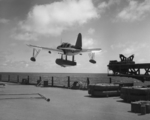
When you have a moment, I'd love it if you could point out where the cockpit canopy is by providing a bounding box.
[60,43,71,48]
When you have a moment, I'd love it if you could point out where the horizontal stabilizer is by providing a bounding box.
[81,48,102,52]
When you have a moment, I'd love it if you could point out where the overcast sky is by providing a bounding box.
[0,0,150,73]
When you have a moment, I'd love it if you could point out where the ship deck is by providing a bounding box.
[0,82,150,120]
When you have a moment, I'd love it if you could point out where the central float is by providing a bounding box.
[55,59,77,67]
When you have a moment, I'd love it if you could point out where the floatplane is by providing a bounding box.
[27,33,101,67]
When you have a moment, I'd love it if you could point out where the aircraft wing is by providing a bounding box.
[81,48,102,53]
[27,44,63,53]
[59,47,78,51]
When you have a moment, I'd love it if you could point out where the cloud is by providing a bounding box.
[121,42,147,55]
[10,43,17,47]
[12,31,38,41]
[83,38,94,48]
[137,58,145,63]
[0,51,12,66]
[98,0,120,11]
[0,56,6,63]
[111,43,126,50]
[122,47,135,54]
[98,1,108,10]
[0,51,12,56]
[0,60,42,70]
[15,0,99,40]
[117,0,150,22]
[88,28,95,34]
[25,63,29,67]
[0,18,9,24]
[111,42,147,55]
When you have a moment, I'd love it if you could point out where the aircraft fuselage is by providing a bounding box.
[62,49,80,56]
[57,47,81,56]
[57,42,82,56]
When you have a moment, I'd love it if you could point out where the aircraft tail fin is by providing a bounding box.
[75,33,82,49]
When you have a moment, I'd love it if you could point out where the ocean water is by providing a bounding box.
[0,72,140,87]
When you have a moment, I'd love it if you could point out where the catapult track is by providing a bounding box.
[107,54,150,81]
[108,63,150,69]
[108,63,150,75]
